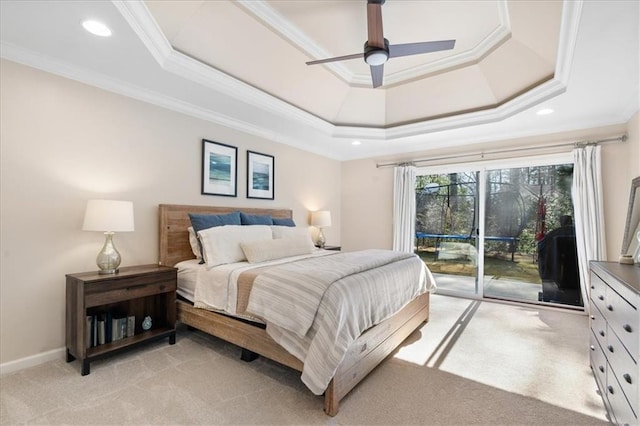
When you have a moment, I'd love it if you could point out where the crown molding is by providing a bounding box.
[111,0,172,66]
[554,0,583,85]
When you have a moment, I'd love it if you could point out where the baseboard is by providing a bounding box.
[0,347,65,376]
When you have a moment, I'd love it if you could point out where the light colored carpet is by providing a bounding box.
[1,294,608,425]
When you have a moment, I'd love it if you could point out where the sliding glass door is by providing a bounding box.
[415,155,582,308]
[416,171,480,297]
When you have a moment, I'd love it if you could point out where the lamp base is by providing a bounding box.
[316,228,326,249]
[96,232,122,274]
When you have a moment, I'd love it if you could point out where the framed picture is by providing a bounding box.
[247,150,274,200]
[202,139,237,197]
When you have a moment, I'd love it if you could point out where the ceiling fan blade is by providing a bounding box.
[367,2,384,48]
[306,52,364,65]
[388,39,456,58]
[370,64,384,88]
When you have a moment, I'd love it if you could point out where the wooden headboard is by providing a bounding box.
[158,204,293,267]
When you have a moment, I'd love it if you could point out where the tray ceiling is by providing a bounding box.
[146,0,561,128]
[0,1,637,160]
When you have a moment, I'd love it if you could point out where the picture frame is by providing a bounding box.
[247,150,274,200]
[201,139,237,197]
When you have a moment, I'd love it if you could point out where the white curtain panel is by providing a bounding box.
[393,165,416,253]
[572,145,606,312]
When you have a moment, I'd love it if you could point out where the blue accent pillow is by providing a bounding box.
[272,217,296,227]
[188,212,242,264]
[188,211,241,234]
[240,212,273,225]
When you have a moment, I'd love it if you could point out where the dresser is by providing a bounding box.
[590,261,640,425]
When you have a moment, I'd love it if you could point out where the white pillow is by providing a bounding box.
[198,225,272,267]
[187,227,201,259]
[241,236,314,263]
[271,225,313,243]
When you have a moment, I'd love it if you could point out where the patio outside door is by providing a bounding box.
[415,156,581,309]
[415,171,480,297]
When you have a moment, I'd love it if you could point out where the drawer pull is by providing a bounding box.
[606,304,613,311]
[623,374,632,384]
[599,330,605,337]
[590,345,595,351]
[607,385,614,394]
[599,366,605,373]
[591,285,595,289]
[623,324,633,333]
[607,345,614,353]
[590,315,595,320]
[598,295,604,301]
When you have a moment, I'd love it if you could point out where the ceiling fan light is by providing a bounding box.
[365,50,388,66]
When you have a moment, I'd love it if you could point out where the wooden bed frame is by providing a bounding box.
[158,204,430,416]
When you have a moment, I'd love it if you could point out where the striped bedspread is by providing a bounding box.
[245,249,436,394]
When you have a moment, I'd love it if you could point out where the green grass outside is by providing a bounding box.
[416,248,542,284]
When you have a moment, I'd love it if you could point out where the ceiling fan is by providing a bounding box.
[306,0,456,88]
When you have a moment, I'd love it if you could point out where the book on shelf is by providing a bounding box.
[87,311,135,346]
[120,316,127,339]
[127,315,135,337]
[105,312,112,344]
[111,316,122,341]
[97,314,106,345]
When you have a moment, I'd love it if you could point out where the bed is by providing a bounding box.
[159,204,433,416]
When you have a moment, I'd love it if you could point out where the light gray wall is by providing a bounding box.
[0,59,341,366]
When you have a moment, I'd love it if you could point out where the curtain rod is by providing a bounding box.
[376,134,628,169]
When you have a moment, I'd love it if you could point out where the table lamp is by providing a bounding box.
[82,200,134,274]
[311,210,331,249]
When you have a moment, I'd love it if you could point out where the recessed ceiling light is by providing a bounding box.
[352,140,362,146]
[536,108,554,116]
[82,20,112,37]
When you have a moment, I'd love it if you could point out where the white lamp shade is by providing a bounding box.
[311,210,332,228]
[82,200,135,232]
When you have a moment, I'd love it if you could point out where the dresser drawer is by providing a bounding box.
[606,325,638,411]
[592,271,607,300]
[591,272,609,315]
[606,289,639,363]
[590,331,607,390]
[607,365,638,426]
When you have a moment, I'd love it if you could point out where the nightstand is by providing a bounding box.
[65,264,177,375]
[322,245,341,251]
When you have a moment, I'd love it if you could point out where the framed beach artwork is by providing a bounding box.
[247,150,274,200]
[201,139,237,197]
